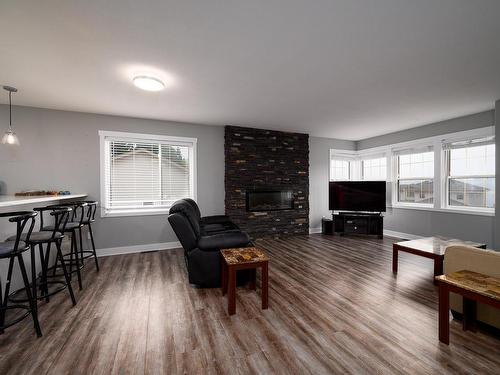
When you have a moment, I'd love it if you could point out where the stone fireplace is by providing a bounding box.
[224,126,309,239]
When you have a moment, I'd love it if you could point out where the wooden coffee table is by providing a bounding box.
[392,236,486,284]
[436,270,500,344]
[220,247,269,315]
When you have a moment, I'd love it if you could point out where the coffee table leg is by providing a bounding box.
[434,257,444,285]
[438,282,450,344]
[262,262,268,310]
[392,247,398,273]
[463,297,477,332]
[228,266,236,315]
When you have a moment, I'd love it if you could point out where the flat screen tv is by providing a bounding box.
[329,181,386,212]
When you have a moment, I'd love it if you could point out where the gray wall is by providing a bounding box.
[0,105,225,250]
[309,136,356,230]
[357,110,495,150]
[384,208,494,246]
[356,110,495,247]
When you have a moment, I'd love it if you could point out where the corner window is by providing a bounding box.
[330,159,351,181]
[361,156,387,180]
[444,138,495,210]
[99,131,196,217]
[395,149,434,205]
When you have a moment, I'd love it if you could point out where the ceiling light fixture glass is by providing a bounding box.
[133,75,165,91]
[2,86,20,145]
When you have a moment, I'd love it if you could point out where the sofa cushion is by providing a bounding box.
[198,232,250,251]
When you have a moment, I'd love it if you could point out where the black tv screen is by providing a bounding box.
[329,181,386,212]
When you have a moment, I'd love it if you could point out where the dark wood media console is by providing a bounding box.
[332,212,383,238]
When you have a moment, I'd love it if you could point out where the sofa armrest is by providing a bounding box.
[201,215,232,225]
[198,231,250,251]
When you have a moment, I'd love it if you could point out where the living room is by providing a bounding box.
[1,1,499,374]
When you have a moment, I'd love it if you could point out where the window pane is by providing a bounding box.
[448,177,495,209]
[398,151,434,178]
[105,138,193,211]
[161,144,191,205]
[398,179,433,204]
[330,159,350,180]
[449,144,495,177]
[362,157,387,180]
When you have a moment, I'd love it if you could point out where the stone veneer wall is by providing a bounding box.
[225,126,309,239]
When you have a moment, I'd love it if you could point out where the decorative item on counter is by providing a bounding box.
[14,190,66,196]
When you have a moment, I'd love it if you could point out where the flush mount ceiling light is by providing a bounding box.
[133,75,165,91]
[2,86,20,145]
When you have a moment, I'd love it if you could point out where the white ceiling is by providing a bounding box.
[1,0,499,140]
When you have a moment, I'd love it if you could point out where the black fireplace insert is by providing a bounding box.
[246,190,294,212]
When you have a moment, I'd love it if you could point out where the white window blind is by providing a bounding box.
[100,131,196,216]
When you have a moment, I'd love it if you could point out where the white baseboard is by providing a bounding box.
[97,241,181,257]
[309,227,322,234]
[383,230,422,240]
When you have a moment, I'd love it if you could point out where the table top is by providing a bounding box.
[394,236,486,256]
[436,270,500,302]
[0,194,87,208]
[221,247,269,265]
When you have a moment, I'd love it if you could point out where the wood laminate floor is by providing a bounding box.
[1,234,499,374]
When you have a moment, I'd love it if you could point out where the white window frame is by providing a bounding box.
[392,147,435,209]
[329,126,495,216]
[441,136,495,214]
[359,153,388,181]
[99,130,197,218]
[329,150,358,181]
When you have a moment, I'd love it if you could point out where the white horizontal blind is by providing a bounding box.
[102,133,195,214]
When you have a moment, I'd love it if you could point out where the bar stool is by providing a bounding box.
[44,202,87,290]
[0,211,42,337]
[6,207,77,306]
[75,201,99,272]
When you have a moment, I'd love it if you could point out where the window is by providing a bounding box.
[444,138,495,210]
[100,131,196,216]
[361,156,387,180]
[395,148,434,205]
[330,159,351,181]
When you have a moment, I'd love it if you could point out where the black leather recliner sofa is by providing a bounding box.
[168,199,251,286]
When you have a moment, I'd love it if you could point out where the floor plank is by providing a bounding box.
[1,234,499,374]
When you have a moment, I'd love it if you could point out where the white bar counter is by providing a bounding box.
[0,194,88,208]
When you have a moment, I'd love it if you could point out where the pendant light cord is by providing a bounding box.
[9,90,12,130]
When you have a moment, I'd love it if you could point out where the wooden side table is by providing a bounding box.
[220,247,269,316]
[436,270,500,345]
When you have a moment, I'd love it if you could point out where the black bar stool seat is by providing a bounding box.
[0,241,28,258]
[6,231,64,243]
[43,222,81,231]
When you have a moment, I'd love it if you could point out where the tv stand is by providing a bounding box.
[332,212,383,238]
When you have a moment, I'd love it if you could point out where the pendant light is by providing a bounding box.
[2,86,20,145]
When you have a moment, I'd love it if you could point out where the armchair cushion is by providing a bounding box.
[198,231,250,251]
[201,215,232,225]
